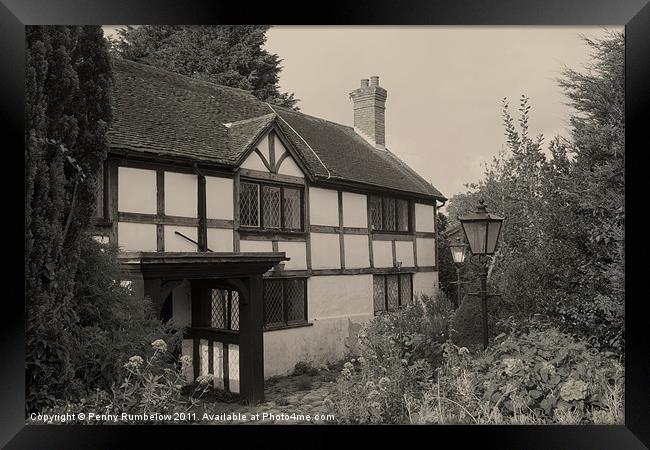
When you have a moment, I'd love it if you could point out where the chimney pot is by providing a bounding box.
[349,76,387,149]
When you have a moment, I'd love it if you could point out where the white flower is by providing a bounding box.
[180,355,192,366]
[124,355,144,370]
[151,339,167,352]
[196,373,215,386]
[458,347,470,356]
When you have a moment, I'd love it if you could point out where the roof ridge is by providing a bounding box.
[272,104,355,131]
[227,112,277,127]
[111,56,258,97]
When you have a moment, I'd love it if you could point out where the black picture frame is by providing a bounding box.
[4,0,648,447]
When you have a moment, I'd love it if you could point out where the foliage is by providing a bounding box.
[436,212,460,307]
[67,236,184,398]
[407,322,624,425]
[327,293,454,424]
[327,295,622,425]
[25,26,113,411]
[109,25,298,109]
[35,339,211,424]
[445,32,625,354]
[450,295,496,351]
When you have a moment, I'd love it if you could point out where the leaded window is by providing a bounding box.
[240,180,303,231]
[373,273,413,314]
[210,288,240,331]
[369,195,411,232]
[263,278,308,328]
[240,182,260,227]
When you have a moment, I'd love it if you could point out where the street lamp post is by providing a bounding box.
[458,200,504,349]
[448,237,467,308]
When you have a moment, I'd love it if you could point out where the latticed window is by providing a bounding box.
[396,199,409,232]
[373,275,386,312]
[283,188,301,230]
[240,182,260,227]
[210,289,240,331]
[262,185,281,228]
[263,278,307,328]
[369,195,411,232]
[373,273,413,314]
[369,196,383,231]
[240,180,303,231]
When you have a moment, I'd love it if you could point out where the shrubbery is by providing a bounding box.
[327,292,453,423]
[33,337,217,424]
[327,297,623,425]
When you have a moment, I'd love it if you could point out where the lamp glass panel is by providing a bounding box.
[450,246,465,264]
[462,220,487,254]
[486,220,503,254]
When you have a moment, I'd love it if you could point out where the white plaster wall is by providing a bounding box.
[277,241,307,270]
[241,151,269,172]
[342,192,367,228]
[240,239,273,253]
[372,240,393,268]
[416,237,436,267]
[395,240,415,267]
[309,187,339,226]
[310,233,341,269]
[277,153,304,178]
[205,176,234,220]
[415,203,435,232]
[165,172,197,217]
[344,234,370,269]
[118,167,157,214]
[257,134,270,162]
[207,228,234,252]
[118,222,157,252]
[165,225,198,252]
[172,280,191,327]
[263,274,373,377]
[413,271,439,300]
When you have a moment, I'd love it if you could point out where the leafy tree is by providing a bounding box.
[436,212,460,307]
[25,26,112,411]
[445,32,624,353]
[109,25,299,109]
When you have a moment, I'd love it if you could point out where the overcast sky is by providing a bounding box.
[104,26,620,203]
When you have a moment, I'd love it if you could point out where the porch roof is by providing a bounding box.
[118,251,289,280]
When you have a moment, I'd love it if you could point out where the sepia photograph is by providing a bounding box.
[22,22,628,429]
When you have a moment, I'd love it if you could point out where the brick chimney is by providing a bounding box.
[349,76,388,150]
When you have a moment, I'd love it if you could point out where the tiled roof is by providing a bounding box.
[109,57,445,200]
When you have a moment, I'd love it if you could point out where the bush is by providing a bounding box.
[34,338,208,424]
[328,300,623,425]
[408,322,624,424]
[450,295,497,351]
[327,292,453,424]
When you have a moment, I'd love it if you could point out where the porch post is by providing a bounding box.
[238,274,265,403]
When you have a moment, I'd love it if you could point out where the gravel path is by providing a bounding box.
[196,370,339,425]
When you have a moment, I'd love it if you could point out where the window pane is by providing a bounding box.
[264,280,284,326]
[387,275,399,310]
[230,291,240,331]
[282,188,301,230]
[397,199,409,232]
[286,279,306,323]
[399,274,412,306]
[262,185,281,229]
[240,182,259,227]
[373,275,386,313]
[383,198,396,231]
[369,196,383,231]
[210,289,228,329]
